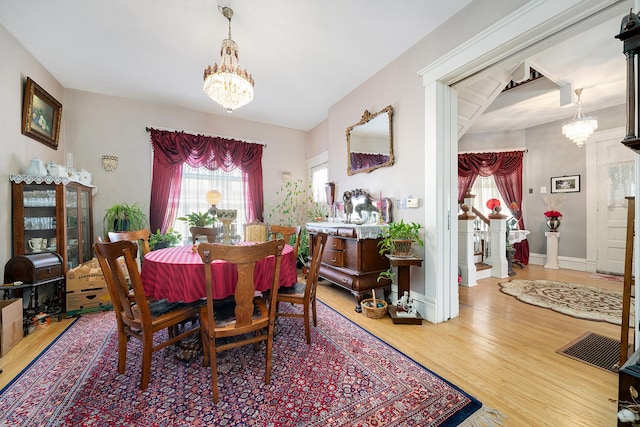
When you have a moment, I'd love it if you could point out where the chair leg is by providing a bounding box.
[303,304,311,345]
[168,325,177,339]
[210,339,219,403]
[253,329,264,351]
[265,323,274,385]
[140,332,154,390]
[311,298,318,327]
[201,329,210,367]
[117,330,128,374]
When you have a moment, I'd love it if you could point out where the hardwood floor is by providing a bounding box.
[0,265,623,426]
[318,265,622,427]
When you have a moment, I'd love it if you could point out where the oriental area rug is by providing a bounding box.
[0,303,502,426]
[499,279,634,325]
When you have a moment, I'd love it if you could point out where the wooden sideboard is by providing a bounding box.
[307,222,390,312]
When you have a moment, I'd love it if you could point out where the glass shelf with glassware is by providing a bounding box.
[11,176,95,274]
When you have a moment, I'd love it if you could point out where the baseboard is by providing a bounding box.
[476,267,492,280]
[529,252,589,272]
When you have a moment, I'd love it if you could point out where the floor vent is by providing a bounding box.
[557,332,622,373]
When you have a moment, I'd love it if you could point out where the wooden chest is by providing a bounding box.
[4,252,64,284]
[307,223,390,312]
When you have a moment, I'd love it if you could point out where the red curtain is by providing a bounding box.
[458,151,529,264]
[149,129,264,233]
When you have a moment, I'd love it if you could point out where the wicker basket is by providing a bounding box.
[361,296,388,319]
[391,239,413,257]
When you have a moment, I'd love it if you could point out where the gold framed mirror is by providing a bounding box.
[346,105,393,175]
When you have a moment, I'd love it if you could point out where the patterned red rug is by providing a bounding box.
[0,302,501,426]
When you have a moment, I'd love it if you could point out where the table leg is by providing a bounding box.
[396,266,411,298]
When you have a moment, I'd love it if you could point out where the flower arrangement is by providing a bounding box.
[486,198,500,211]
[544,210,562,218]
[543,194,565,211]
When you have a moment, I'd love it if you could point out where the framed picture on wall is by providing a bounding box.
[550,175,580,193]
[21,77,62,150]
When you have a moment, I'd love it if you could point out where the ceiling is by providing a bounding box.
[0,0,474,132]
[0,1,630,134]
[464,7,628,135]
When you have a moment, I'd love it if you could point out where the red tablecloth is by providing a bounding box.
[140,243,297,303]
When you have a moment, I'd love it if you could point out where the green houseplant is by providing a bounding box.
[149,228,182,250]
[377,220,424,282]
[176,211,215,227]
[378,219,424,256]
[103,202,148,236]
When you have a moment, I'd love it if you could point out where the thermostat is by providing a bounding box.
[406,198,419,208]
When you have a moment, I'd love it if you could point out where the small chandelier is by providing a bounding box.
[561,88,598,147]
[203,6,254,112]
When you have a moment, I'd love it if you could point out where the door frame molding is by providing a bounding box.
[417,0,624,322]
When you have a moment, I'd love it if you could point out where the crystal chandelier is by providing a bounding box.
[203,6,254,112]
[561,88,598,147]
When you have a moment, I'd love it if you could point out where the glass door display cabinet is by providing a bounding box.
[10,175,94,272]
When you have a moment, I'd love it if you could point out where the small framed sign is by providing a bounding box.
[21,77,62,150]
[550,175,580,193]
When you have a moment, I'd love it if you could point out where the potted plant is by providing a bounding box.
[149,228,182,250]
[377,220,424,282]
[378,219,424,257]
[265,179,326,267]
[176,211,215,227]
[103,202,148,235]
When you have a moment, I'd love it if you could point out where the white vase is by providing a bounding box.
[25,158,47,176]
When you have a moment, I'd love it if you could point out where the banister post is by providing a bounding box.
[488,206,509,278]
[458,205,477,286]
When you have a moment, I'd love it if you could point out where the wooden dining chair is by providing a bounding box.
[269,224,302,257]
[190,226,217,244]
[197,239,285,403]
[94,240,201,390]
[276,232,328,344]
[244,220,268,242]
[107,229,152,265]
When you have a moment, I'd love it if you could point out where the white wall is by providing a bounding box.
[308,0,528,299]
[63,90,309,238]
[459,103,626,259]
[1,20,308,268]
[0,24,66,264]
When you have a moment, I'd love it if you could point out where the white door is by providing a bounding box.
[595,129,635,274]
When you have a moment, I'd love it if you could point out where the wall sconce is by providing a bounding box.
[282,171,291,182]
[101,155,118,172]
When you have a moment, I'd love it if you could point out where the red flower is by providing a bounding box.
[486,198,500,210]
[544,210,562,218]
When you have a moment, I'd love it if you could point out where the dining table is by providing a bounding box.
[140,242,297,303]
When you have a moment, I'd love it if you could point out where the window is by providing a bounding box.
[310,163,328,204]
[173,165,245,243]
[470,176,507,215]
